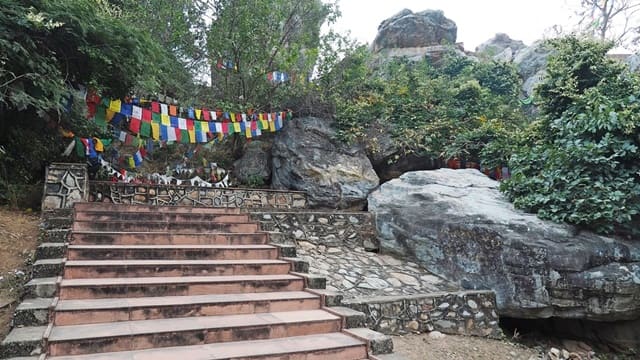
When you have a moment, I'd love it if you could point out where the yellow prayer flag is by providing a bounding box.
[161,114,170,126]
[217,132,224,141]
[151,123,160,140]
[245,127,252,139]
[92,137,104,152]
[230,112,236,122]
[106,109,116,122]
[188,129,196,143]
[233,122,241,133]
[260,120,268,130]
[201,122,210,133]
[269,119,276,132]
[195,109,202,120]
[109,99,121,113]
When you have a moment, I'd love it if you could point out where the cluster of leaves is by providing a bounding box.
[0,0,167,187]
[329,48,526,167]
[502,37,640,235]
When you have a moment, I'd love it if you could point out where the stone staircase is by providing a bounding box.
[2,202,396,359]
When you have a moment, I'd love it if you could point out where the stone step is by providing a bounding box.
[0,326,46,358]
[42,229,71,243]
[63,259,292,278]
[71,231,269,245]
[35,243,67,260]
[46,332,368,360]
[24,277,58,298]
[47,310,342,356]
[344,328,394,355]
[14,298,54,327]
[58,274,305,299]
[74,211,249,223]
[73,202,241,214]
[72,220,259,233]
[66,244,278,260]
[32,258,65,278]
[53,291,320,326]
[325,307,366,329]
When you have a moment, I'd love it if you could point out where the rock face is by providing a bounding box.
[368,169,640,322]
[271,117,379,210]
[372,9,457,53]
[627,53,640,72]
[233,141,271,185]
[476,33,526,62]
[365,119,439,182]
[514,41,553,96]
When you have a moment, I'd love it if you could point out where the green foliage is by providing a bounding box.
[502,36,640,235]
[0,0,166,196]
[331,49,525,165]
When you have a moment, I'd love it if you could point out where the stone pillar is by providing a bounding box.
[42,163,88,210]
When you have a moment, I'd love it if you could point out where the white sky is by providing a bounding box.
[331,0,579,51]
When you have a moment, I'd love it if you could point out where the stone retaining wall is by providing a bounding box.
[251,211,378,250]
[42,163,88,210]
[343,291,502,338]
[89,182,307,209]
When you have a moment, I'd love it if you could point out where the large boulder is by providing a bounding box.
[368,169,640,323]
[372,9,457,53]
[272,117,379,210]
[233,140,271,186]
[627,53,640,72]
[476,33,526,62]
[514,41,553,96]
[365,119,440,182]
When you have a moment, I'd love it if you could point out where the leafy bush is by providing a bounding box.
[502,37,640,235]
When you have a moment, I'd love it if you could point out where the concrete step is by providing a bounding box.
[66,244,278,260]
[47,310,342,356]
[53,291,320,325]
[73,202,241,214]
[74,211,249,223]
[70,232,269,245]
[35,243,67,260]
[46,332,368,360]
[32,258,65,278]
[344,328,394,355]
[24,277,58,298]
[63,259,291,278]
[13,298,53,327]
[0,326,46,358]
[72,220,259,233]
[58,274,305,299]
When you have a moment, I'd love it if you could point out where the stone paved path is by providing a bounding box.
[295,241,459,299]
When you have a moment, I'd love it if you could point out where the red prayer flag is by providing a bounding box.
[187,119,194,130]
[129,117,141,134]
[221,122,229,134]
[250,121,258,131]
[151,101,160,113]
[202,109,211,121]
[142,109,152,121]
[174,128,181,142]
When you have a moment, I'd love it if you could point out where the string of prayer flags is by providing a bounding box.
[267,71,289,84]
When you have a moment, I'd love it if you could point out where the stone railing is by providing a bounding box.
[88,181,307,209]
[42,163,88,210]
[251,211,378,250]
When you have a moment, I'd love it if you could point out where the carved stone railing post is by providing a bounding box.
[42,163,89,210]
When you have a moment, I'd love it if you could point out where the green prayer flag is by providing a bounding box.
[140,122,151,137]
[152,113,161,124]
[93,105,107,130]
[180,130,190,144]
[101,139,112,147]
[194,121,202,132]
[74,137,85,158]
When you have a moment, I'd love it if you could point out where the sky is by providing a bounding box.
[331,0,579,51]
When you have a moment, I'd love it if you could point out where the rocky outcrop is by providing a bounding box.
[271,117,379,210]
[372,9,457,53]
[476,33,526,62]
[368,169,640,323]
[514,41,552,96]
[233,140,271,185]
[627,53,640,72]
[365,119,439,182]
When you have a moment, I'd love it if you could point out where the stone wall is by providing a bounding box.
[89,182,307,209]
[343,290,502,338]
[42,163,88,209]
[250,211,378,250]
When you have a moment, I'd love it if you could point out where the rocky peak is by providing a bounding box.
[372,9,457,53]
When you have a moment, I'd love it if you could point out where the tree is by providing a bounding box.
[502,36,640,235]
[207,0,338,110]
[576,0,640,50]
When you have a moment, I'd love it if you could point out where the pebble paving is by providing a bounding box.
[295,241,460,299]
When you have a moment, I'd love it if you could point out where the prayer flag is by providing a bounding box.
[129,117,141,134]
[140,121,151,137]
[134,150,143,166]
[181,129,190,144]
[188,107,195,119]
[203,109,211,121]
[173,128,180,142]
[161,114,170,126]
[132,105,143,119]
[187,119,194,130]
[121,104,133,117]
[201,122,210,133]
[170,116,179,129]
[142,109,152,121]
[233,122,241,133]
[188,129,196,143]
[195,121,202,132]
[169,105,177,116]
[109,99,121,113]
[119,131,127,142]
[151,123,160,140]
[161,125,169,141]
[178,118,187,130]
[160,103,168,115]
[151,101,160,113]
[197,131,208,143]
[152,113,161,124]
[195,109,202,120]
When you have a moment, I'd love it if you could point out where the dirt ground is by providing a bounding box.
[394,332,543,360]
[0,206,40,339]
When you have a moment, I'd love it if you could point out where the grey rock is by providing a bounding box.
[368,169,640,324]
[626,53,640,72]
[514,41,553,83]
[271,117,379,210]
[373,9,457,52]
[233,141,272,185]
[522,69,546,97]
[476,33,526,61]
